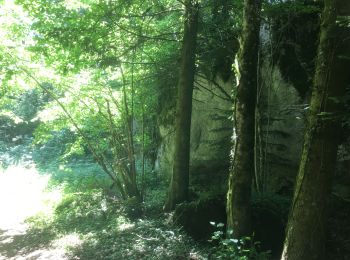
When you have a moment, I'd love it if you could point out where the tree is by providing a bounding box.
[281,1,342,259]
[15,0,183,200]
[164,0,199,211]
[226,0,261,238]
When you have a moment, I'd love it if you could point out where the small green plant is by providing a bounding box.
[208,222,271,260]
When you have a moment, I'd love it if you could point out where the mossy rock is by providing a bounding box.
[174,196,226,241]
[251,194,291,259]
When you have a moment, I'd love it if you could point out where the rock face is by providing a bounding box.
[156,53,310,196]
[155,74,233,189]
[155,4,350,197]
[257,62,306,194]
[190,75,233,178]
[155,50,310,195]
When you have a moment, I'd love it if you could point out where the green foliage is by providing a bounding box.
[17,0,182,72]
[23,165,206,259]
[32,128,77,165]
[209,223,271,260]
[4,0,245,201]
[0,1,32,96]
[54,189,112,232]
[14,90,40,120]
[63,216,205,260]
[142,172,168,214]
[263,0,321,17]
[198,0,241,80]
[264,0,321,98]
[47,163,111,193]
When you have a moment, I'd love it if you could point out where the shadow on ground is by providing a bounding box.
[0,226,56,259]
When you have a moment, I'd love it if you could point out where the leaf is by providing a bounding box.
[216,223,224,228]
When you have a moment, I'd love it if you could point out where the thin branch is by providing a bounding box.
[194,79,232,102]
[196,74,233,102]
[114,22,180,42]
[17,66,121,187]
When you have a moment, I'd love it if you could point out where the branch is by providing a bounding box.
[18,66,121,186]
[114,22,180,42]
[196,74,233,102]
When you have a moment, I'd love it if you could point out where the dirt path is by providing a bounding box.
[0,165,66,260]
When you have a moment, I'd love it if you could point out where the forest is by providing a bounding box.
[0,0,349,259]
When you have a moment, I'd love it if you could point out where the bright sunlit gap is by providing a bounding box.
[0,164,61,231]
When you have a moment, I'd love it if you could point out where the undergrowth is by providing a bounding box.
[24,161,207,260]
[208,222,271,260]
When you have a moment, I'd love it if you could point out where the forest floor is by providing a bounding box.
[0,162,207,260]
[0,165,68,259]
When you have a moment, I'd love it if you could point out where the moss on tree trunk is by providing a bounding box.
[281,1,342,259]
[164,0,199,211]
[226,0,261,238]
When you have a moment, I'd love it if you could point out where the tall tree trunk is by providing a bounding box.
[164,0,199,211]
[226,0,261,238]
[281,1,340,259]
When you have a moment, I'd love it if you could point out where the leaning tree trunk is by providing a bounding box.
[164,0,199,211]
[281,1,340,259]
[226,0,261,238]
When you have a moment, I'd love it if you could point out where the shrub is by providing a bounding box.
[209,222,271,260]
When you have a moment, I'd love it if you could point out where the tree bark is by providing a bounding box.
[226,0,261,238]
[281,1,340,259]
[164,0,199,211]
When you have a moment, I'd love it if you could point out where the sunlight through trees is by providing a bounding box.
[0,0,349,259]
